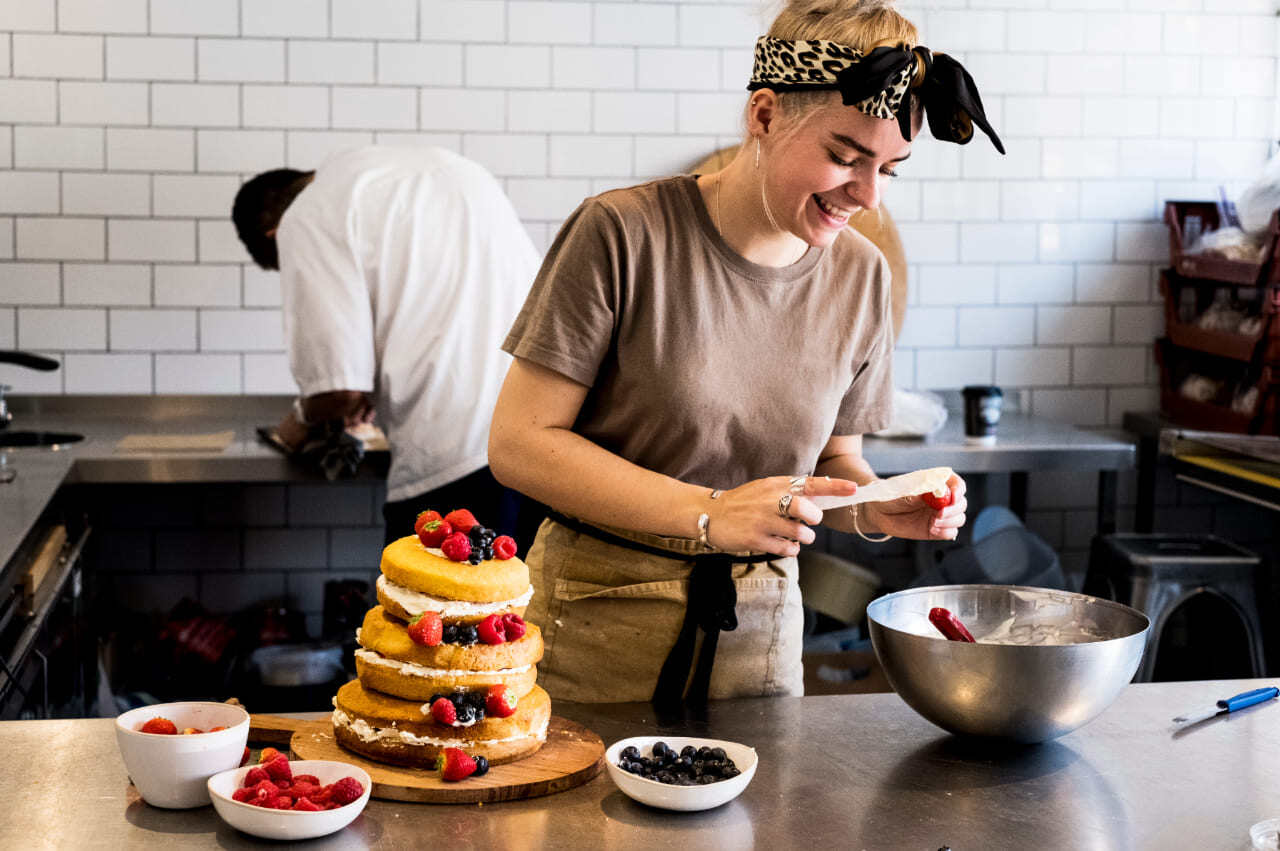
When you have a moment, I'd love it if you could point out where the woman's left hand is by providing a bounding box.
[861,472,967,541]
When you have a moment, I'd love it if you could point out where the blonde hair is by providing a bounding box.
[758,0,923,129]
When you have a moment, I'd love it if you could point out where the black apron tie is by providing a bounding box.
[545,511,772,711]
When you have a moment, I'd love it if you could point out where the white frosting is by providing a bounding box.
[331,702,548,748]
[377,574,533,618]
[353,648,531,678]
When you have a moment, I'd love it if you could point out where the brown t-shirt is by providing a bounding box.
[502,175,894,491]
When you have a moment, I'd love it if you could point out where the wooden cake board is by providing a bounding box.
[284,716,604,804]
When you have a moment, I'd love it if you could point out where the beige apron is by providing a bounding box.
[524,516,805,703]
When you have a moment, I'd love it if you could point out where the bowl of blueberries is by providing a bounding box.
[605,736,757,812]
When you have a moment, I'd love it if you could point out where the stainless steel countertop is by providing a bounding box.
[0,394,1134,570]
[3,679,1275,849]
[0,395,378,569]
[3,395,361,485]
[864,412,1134,474]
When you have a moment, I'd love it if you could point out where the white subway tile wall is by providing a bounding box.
[0,3,1270,421]
[63,172,150,215]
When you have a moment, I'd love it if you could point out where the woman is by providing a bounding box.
[489,0,1004,706]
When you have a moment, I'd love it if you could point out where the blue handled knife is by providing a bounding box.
[1172,686,1279,725]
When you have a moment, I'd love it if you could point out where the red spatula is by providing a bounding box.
[929,607,976,642]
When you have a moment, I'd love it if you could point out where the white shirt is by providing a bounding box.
[277,146,540,502]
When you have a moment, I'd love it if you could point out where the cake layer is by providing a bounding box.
[332,679,550,767]
[376,574,531,624]
[380,535,530,603]
[355,649,538,700]
[334,718,545,767]
[360,606,543,670]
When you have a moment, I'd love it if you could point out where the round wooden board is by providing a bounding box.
[290,716,605,804]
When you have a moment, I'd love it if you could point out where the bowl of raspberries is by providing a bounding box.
[605,736,757,812]
[115,701,251,809]
[207,754,371,841]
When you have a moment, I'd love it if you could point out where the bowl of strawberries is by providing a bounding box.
[115,701,251,808]
[207,755,371,841]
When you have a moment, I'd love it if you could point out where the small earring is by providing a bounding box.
[755,138,760,169]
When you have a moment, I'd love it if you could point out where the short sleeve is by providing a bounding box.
[501,197,622,388]
[831,254,895,436]
[276,207,377,396]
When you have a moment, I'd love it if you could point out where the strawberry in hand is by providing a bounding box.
[861,472,968,541]
[920,488,954,511]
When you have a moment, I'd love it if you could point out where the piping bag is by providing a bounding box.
[811,467,953,511]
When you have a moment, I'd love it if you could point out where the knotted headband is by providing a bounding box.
[747,37,1005,154]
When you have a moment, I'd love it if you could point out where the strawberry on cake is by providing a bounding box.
[332,509,551,771]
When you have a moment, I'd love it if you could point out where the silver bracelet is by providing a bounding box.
[697,512,715,551]
[851,503,891,543]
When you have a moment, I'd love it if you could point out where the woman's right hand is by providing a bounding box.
[706,475,858,557]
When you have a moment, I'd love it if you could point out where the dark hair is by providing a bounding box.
[231,169,314,270]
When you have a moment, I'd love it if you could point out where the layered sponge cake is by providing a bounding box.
[376,534,533,623]
[354,606,542,699]
[332,511,550,768]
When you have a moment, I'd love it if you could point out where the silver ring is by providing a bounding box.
[788,475,807,493]
[777,493,793,518]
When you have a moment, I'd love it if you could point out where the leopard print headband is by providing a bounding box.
[747,37,1005,154]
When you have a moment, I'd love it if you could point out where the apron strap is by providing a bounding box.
[544,511,770,710]
[653,554,739,710]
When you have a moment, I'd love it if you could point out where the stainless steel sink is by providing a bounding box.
[0,431,85,449]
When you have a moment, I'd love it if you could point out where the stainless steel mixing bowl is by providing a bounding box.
[867,584,1149,743]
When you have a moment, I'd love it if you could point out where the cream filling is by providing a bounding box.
[377,574,533,618]
[332,702,548,748]
[353,648,532,679]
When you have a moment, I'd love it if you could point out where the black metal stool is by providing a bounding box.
[1084,534,1265,682]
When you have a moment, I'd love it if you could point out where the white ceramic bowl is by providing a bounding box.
[115,701,250,809]
[207,759,372,841]
[605,736,757,812]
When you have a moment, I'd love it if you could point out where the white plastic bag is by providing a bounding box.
[871,388,948,438]
[1237,149,1280,235]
